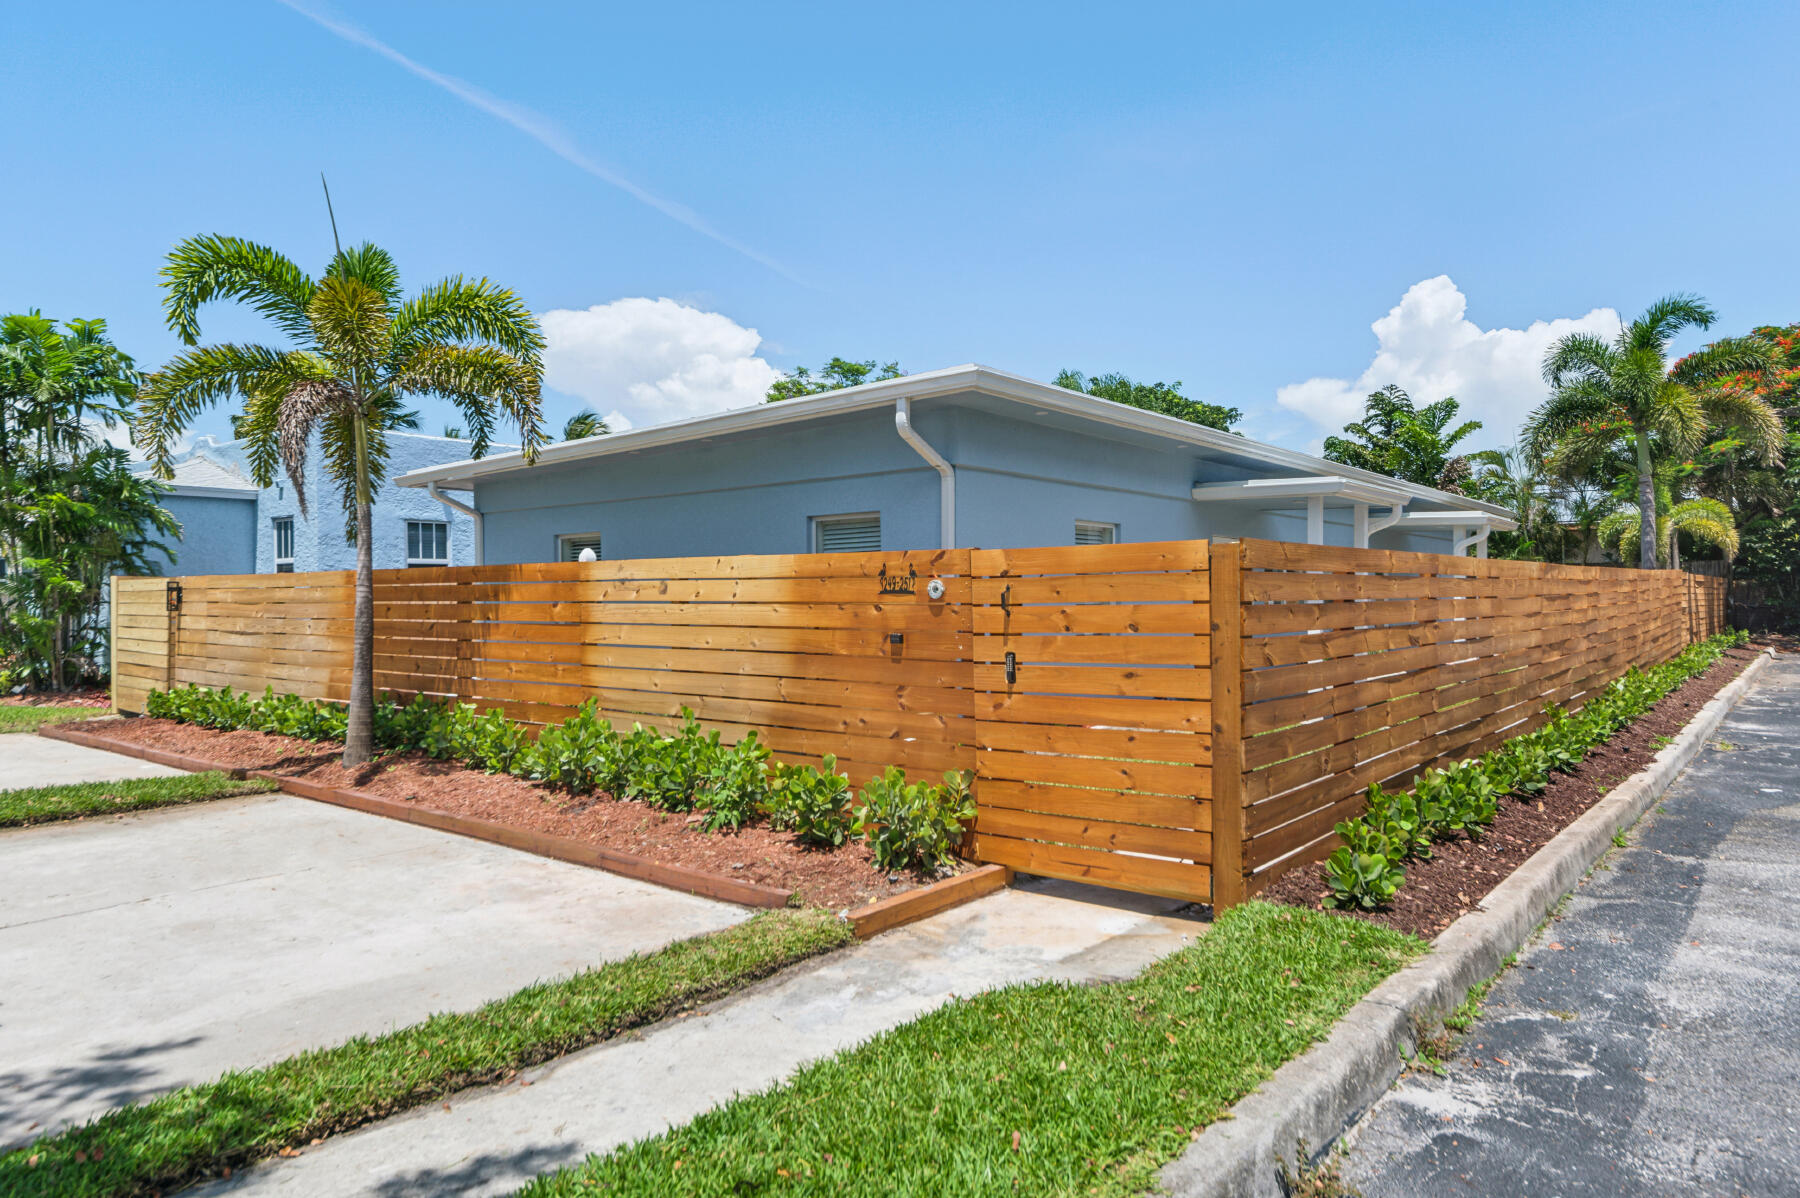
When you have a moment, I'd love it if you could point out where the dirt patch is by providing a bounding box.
[4,688,110,708]
[77,717,950,911]
[1260,646,1762,940]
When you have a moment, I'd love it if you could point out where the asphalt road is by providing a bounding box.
[1341,654,1800,1198]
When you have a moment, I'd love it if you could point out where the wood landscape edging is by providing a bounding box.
[35,720,251,777]
[32,720,1015,926]
[1157,648,1775,1198]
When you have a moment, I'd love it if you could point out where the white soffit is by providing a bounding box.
[1189,475,1412,507]
[1399,509,1520,531]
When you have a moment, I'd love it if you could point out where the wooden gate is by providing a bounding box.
[967,542,1215,904]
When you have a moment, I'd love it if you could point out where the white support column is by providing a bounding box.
[1452,525,1467,556]
[1476,533,1489,559]
[1306,494,1325,545]
[1352,502,1370,549]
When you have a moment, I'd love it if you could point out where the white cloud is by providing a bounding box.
[539,298,783,430]
[1274,276,1622,448]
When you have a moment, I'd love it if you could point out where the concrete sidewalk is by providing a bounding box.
[2,731,188,786]
[0,795,747,1150]
[1339,655,1800,1196]
[199,876,1204,1197]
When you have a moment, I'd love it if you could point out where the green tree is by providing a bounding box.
[0,314,175,690]
[1525,294,1779,569]
[1054,370,1241,432]
[562,408,611,440]
[1322,384,1484,492]
[766,357,903,402]
[136,235,547,765]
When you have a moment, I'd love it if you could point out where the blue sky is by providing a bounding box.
[6,1,1796,455]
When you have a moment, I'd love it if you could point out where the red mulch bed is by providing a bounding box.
[4,687,111,708]
[76,718,951,911]
[1260,645,1763,940]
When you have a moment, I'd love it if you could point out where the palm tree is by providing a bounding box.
[1597,497,1739,564]
[1322,385,1483,493]
[136,235,546,765]
[1526,295,1778,568]
[562,408,610,440]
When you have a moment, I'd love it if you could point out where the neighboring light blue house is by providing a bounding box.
[395,365,1515,563]
[136,432,488,576]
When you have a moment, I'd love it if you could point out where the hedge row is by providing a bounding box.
[143,686,973,875]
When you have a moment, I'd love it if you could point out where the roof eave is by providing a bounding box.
[394,363,1510,517]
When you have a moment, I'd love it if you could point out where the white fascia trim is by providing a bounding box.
[1399,509,1519,532]
[393,364,1511,518]
[1189,475,1413,506]
[163,484,259,500]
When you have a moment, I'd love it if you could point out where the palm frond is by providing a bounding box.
[1698,387,1784,466]
[1643,381,1705,455]
[388,277,546,371]
[277,380,356,517]
[1542,333,1616,387]
[1523,379,1614,458]
[324,243,403,309]
[1670,335,1773,387]
[1630,293,1715,352]
[308,277,391,370]
[159,235,316,345]
[134,344,324,477]
[390,343,544,461]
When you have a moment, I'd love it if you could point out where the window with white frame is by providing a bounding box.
[272,517,295,572]
[1074,519,1118,545]
[406,520,449,567]
[812,512,880,553]
[558,532,604,562]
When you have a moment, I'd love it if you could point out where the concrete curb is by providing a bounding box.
[1158,648,1775,1198]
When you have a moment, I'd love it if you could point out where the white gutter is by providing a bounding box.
[427,482,483,566]
[1399,509,1518,559]
[894,396,955,549]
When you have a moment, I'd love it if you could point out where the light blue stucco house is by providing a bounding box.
[394,365,1515,563]
[136,432,488,576]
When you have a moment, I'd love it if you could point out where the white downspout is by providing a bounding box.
[1365,500,1409,542]
[427,482,483,566]
[895,396,954,549]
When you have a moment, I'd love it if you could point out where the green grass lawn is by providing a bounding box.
[0,772,277,829]
[0,909,854,1197]
[0,705,105,734]
[518,901,1423,1197]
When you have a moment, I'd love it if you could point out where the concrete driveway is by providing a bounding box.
[5,732,189,785]
[1340,655,1800,1196]
[0,794,748,1149]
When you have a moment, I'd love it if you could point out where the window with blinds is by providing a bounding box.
[406,520,449,567]
[273,517,295,573]
[1074,520,1118,545]
[813,513,881,553]
[559,533,604,562]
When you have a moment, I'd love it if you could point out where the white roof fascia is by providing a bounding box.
[394,363,1510,517]
[161,484,258,500]
[1189,475,1412,507]
[1399,509,1519,532]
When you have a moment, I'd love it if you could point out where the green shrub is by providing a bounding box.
[528,700,620,794]
[697,732,772,833]
[625,712,721,811]
[853,767,975,874]
[1322,630,1745,909]
[459,706,531,775]
[1322,820,1405,910]
[769,755,855,847]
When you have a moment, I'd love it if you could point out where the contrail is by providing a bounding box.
[273,0,805,284]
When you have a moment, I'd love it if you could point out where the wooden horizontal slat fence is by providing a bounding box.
[1209,539,1704,897]
[112,538,1730,911]
[967,541,1212,903]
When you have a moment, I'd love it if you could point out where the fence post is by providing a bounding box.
[108,574,119,715]
[1208,540,1246,912]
